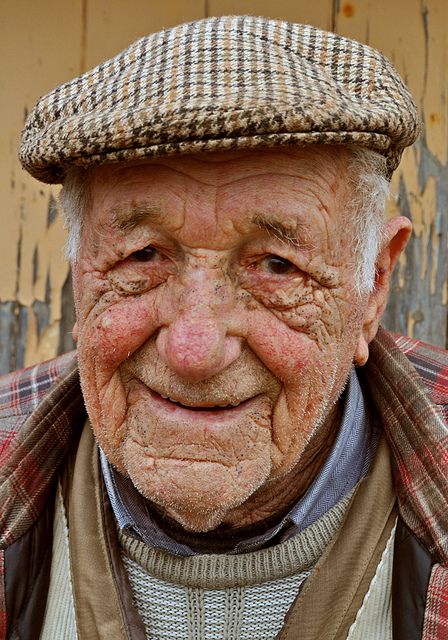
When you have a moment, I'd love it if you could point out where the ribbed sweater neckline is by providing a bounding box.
[119,487,355,589]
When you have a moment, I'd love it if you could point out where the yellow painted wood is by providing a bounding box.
[206,0,333,29]
[84,0,205,69]
[334,0,448,345]
[0,1,85,369]
[334,0,447,165]
[422,1,448,166]
[1,1,83,301]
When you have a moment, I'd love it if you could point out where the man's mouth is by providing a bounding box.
[150,388,250,412]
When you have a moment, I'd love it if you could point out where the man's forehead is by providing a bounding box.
[85,146,349,249]
[89,145,351,192]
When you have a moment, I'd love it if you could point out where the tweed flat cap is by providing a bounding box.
[20,15,419,184]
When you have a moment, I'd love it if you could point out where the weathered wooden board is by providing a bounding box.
[1,0,446,375]
[207,0,333,29]
[0,1,83,373]
[84,0,205,68]
[334,0,448,347]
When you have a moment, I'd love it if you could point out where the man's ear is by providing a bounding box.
[354,216,412,366]
[72,322,78,342]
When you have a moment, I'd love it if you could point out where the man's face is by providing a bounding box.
[73,147,367,531]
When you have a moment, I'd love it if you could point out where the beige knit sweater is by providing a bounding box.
[40,483,394,639]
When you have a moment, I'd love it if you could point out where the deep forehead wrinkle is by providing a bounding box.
[252,213,314,251]
[109,202,165,231]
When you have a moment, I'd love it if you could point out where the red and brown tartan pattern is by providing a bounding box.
[394,333,448,419]
[0,352,83,549]
[0,329,447,636]
[366,328,448,563]
[423,565,448,639]
[0,352,74,464]
[0,551,5,640]
[392,333,448,640]
[367,329,448,639]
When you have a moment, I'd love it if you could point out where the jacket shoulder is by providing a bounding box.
[393,333,448,411]
[0,352,77,456]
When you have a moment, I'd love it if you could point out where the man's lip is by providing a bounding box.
[148,387,255,413]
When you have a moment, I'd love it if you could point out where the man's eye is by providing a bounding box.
[260,255,297,275]
[128,246,158,262]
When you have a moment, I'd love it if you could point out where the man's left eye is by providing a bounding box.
[128,246,158,262]
[260,255,297,275]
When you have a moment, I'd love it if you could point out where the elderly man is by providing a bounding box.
[1,15,447,640]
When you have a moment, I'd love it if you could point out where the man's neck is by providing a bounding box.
[213,400,343,530]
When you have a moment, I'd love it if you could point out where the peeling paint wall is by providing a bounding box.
[334,0,448,348]
[1,0,446,374]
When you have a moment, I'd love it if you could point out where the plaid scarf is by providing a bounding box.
[0,328,447,638]
[365,329,448,638]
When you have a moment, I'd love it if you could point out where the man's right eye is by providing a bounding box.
[128,246,158,262]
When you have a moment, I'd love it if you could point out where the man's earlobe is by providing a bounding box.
[354,216,412,366]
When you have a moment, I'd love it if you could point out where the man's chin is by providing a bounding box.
[123,449,272,533]
[160,504,232,533]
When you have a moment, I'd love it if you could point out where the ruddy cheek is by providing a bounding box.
[246,312,315,384]
[77,294,162,471]
[82,294,160,370]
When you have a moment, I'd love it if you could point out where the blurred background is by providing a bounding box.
[1,0,447,374]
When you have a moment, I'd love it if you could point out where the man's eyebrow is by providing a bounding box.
[251,214,311,250]
[109,203,164,231]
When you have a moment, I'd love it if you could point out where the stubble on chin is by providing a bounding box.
[120,401,274,532]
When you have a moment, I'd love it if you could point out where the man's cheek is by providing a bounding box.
[79,294,160,372]
[270,288,349,347]
[246,312,316,384]
[77,294,159,468]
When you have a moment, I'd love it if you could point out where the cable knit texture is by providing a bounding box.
[39,461,395,639]
[119,492,353,639]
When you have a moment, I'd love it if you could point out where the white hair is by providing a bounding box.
[59,146,389,295]
[344,147,390,295]
[59,166,91,264]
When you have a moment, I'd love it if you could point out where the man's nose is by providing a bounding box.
[156,270,242,381]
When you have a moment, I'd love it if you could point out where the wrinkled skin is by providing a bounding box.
[72,147,411,532]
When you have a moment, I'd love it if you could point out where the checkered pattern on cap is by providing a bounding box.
[19,15,419,184]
